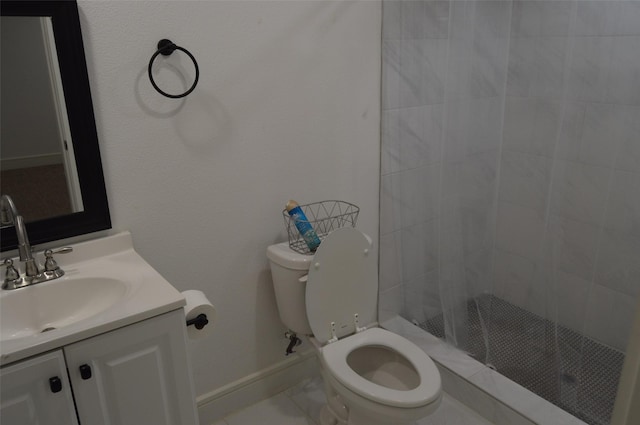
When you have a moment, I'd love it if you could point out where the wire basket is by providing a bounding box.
[283,200,360,255]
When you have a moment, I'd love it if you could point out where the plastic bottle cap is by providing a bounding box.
[285,200,299,212]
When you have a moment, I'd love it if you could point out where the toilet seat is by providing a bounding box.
[321,327,441,409]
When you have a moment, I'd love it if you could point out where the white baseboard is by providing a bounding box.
[1,153,63,171]
[197,350,319,425]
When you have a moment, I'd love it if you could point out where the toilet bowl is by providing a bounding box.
[319,327,442,425]
[267,228,441,425]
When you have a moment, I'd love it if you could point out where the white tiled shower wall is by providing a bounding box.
[380,0,640,352]
[495,0,640,351]
[380,0,511,328]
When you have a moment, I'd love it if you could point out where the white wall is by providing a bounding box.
[77,0,381,400]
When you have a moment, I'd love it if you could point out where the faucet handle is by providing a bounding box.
[50,247,73,255]
[44,247,73,272]
[2,258,22,288]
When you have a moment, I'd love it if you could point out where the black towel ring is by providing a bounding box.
[148,39,199,99]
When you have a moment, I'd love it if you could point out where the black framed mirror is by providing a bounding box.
[1,0,111,251]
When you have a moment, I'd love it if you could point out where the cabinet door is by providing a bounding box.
[64,310,198,425]
[0,350,78,425]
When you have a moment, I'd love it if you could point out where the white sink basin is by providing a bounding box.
[0,232,185,366]
[0,277,128,341]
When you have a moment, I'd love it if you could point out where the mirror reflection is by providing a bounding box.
[1,16,83,225]
[1,0,110,252]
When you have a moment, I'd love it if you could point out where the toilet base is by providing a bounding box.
[320,368,441,425]
[320,401,425,425]
[320,372,349,425]
[320,405,344,425]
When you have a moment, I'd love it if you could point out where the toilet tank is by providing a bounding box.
[266,241,314,335]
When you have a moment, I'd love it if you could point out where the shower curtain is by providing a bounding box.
[381,1,640,424]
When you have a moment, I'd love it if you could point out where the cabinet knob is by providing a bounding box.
[79,364,92,380]
[49,376,62,393]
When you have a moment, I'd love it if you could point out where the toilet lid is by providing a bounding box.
[306,228,377,344]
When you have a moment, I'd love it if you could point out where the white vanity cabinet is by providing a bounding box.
[0,350,78,425]
[1,309,198,425]
[65,309,197,425]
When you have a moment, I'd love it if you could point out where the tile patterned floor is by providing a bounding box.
[210,377,494,425]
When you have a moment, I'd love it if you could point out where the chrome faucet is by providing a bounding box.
[1,195,37,277]
[1,195,72,290]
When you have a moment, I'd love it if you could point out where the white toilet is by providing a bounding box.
[267,227,442,425]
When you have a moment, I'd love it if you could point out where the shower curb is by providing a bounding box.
[382,316,588,425]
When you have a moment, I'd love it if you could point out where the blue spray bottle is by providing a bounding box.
[286,200,321,252]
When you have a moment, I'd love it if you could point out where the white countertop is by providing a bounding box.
[0,231,185,366]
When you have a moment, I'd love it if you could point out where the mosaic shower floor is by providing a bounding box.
[421,295,625,425]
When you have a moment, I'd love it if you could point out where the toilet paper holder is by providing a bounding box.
[186,313,209,330]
